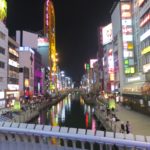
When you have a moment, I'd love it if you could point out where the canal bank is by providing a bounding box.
[81,94,113,131]
[2,93,68,123]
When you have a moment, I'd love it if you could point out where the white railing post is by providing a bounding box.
[72,140,76,149]
[90,142,94,150]
[81,141,85,150]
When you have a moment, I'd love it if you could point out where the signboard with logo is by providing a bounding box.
[102,23,112,45]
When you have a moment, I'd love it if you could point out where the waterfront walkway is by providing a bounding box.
[116,103,150,136]
[95,97,150,136]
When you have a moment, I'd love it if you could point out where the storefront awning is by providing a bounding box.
[122,82,145,95]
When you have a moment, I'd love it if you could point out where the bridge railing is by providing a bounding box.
[0,122,149,150]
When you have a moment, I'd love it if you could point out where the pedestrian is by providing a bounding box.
[126,121,131,134]
[120,122,125,133]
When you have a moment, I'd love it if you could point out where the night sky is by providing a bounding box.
[6,0,114,83]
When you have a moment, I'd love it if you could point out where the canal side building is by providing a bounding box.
[6,37,19,107]
[18,47,35,100]
[0,21,8,108]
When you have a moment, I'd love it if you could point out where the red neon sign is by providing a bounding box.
[140,14,150,27]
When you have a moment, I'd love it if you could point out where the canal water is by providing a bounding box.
[32,93,106,149]
[34,93,104,131]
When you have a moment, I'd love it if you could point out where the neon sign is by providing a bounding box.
[121,1,135,74]
[140,14,150,27]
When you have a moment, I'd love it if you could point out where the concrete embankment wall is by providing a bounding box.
[81,94,117,132]
[12,94,67,123]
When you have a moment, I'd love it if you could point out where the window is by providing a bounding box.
[0,61,5,69]
[0,46,5,55]
[0,31,5,40]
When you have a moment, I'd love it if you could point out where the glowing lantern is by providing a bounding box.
[0,0,7,21]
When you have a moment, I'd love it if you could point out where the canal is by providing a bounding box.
[31,93,107,149]
[33,93,104,131]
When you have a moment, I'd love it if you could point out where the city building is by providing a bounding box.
[101,23,114,93]
[33,49,43,95]
[97,26,104,92]
[6,37,19,107]
[0,21,8,108]
[16,30,44,97]
[18,47,34,100]
[37,37,50,94]
[140,0,150,93]
[109,0,150,114]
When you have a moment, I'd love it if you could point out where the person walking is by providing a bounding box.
[126,121,131,134]
[120,122,125,133]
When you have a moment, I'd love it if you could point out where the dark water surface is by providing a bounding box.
[34,93,99,131]
[31,93,109,149]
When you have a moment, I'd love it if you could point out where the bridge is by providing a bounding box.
[0,121,149,150]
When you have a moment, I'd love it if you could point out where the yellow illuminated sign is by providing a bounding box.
[128,42,134,50]
[110,73,114,81]
[141,46,150,55]
[0,0,7,20]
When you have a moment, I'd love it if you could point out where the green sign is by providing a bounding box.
[108,99,116,109]
[86,64,90,70]
[13,101,21,111]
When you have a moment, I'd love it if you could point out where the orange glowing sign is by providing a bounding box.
[24,79,29,87]
[122,12,131,18]
[121,4,131,11]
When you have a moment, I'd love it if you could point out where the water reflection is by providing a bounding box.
[36,94,97,131]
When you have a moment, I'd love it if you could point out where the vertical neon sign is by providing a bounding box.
[121,1,135,74]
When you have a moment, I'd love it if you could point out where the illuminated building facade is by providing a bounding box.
[109,0,150,114]
[140,0,150,76]
[33,49,43,95]
[37,37,50,94]
[111,0,136,95]
[101,23,114,93]
[44,0,57,92]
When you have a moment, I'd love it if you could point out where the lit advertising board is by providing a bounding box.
[38,38,49,47]
[90,59,97,68]
[102,23,112,45]
[0,91,4,99]
[121,1,135,74]
[8,84,19,90]
[140,29,150,42]
[108,49,114,81]
[140,14,150,27]
[9,59,19,68]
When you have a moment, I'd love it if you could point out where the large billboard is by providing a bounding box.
[102,23,112,45]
